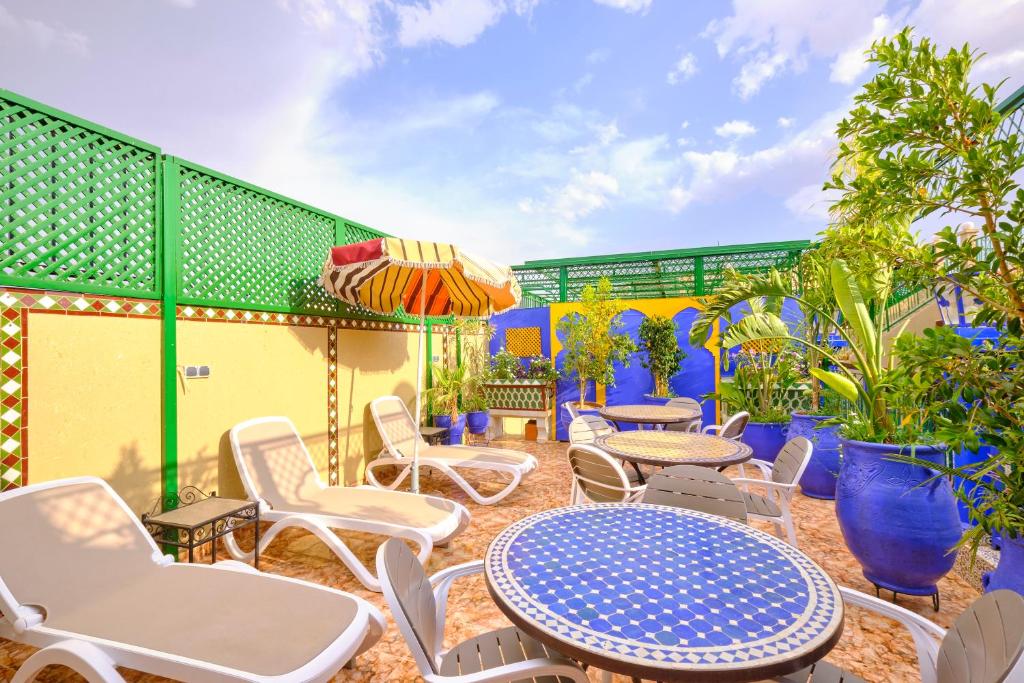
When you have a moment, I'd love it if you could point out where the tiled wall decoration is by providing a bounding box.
[0,286,429,492]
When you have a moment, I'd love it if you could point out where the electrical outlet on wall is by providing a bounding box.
[182,365,211,379]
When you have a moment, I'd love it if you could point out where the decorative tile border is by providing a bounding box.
[0,287,429,492]
[0,288,163,491]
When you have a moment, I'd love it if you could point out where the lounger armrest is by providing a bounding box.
[431,560,485,637]
[434,658,588,683]
[839,586,944,683]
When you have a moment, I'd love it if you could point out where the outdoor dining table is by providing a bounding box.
[595,430,752,483]
[598,404,701,430]
[485,503,845,682]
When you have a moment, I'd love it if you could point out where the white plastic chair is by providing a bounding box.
[701,410,749,441]
[563,401,581,421]
[730,436,812,547]
[567,414,615,444]
[228,416,470,592]
[367,396,538,505]
[376,538,588,683]
[664,396,703,432]
[567,443,645,504]
[797,587,1024,683]
[0,477,386,683]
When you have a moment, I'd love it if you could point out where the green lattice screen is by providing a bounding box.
[1,91,161,297]
[175,161,342,314]
[343,221,387,244]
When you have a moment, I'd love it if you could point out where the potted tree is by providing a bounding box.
[457,320,493,437]
[556,277,637,418]
[638,315,686,405]
[427,363,470,445]
[820,30,1024,594]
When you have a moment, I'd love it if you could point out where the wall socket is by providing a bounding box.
[182,365,211,379]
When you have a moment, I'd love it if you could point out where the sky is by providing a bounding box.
[1,0,1023,264]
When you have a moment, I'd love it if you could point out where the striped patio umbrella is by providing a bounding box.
[320,237,521,492]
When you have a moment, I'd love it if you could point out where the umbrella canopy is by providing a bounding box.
[320,237,521,317]
[320,236,521,494]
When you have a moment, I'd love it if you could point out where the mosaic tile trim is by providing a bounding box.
[175,304,423,332]
[0,288,163,492]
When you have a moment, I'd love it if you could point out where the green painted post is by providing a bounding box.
[160,157,180,510]
[558,266,568,302]
[694,256,705,296]
[426,322,433,389]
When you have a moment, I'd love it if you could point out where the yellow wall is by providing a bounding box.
[549,296,721,422]
[336,327,425,485]
[26,313,163,513]
[176,321,329,498]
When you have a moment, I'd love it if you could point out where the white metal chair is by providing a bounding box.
[376,538,588,683]
[367,396,538,505]
[228,416,470,592]
[664,396,703,432]
[730,436,812,547]
[0,477,386,683]
[785,587,1024,683]
[567,443,646,504]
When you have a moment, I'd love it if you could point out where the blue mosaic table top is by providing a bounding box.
[485,504,844,680]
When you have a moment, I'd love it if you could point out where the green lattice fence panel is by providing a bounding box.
[1,91,160,298]
[343,221,388,244]
[175,161,344,315]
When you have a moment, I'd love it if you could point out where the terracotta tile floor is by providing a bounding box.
[0,439,980,682]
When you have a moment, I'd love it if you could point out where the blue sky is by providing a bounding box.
[2,0,1022,263]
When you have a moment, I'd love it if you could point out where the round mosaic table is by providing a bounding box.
[598,404,701,429]
[595,430,752,469]
[485,504,844,682]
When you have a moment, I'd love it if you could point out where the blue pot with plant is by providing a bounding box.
[433,413,467,444]
[983,535,1024,595]
[638,315,685,406]
[465,408,490,435]
[789,412,842,499]
[428,363,470,445]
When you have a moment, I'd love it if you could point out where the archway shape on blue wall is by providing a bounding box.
[671,307,717,426]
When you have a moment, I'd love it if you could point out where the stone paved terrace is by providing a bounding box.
[0,438,981,682]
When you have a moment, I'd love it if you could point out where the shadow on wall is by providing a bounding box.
[106,441,160,512]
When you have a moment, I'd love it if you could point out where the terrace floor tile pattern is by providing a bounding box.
[0,439,981,682]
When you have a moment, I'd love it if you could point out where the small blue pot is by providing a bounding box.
[742,422,788,463]
[789,412,841,500]
[433,414,467,445]
[466,410,489,435]
[836,439,961,596]
[983,533,1024,596]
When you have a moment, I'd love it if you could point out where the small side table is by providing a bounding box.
[142,487,260,567]
[420,426,449,445]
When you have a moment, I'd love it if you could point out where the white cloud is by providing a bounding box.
[395,0,506,48]
[830,14,896,84]
[0,4,89,55]
[714,119,757,138]
[784,183,836,221]
[676,136,694,147]
[591,0,652,14]
[573,72,594,93]
[520,169,620,222]
[586,48,610,64]
[704,1,890,98]
[666,52,698,85]
[680,120,690,129]
[777,116,794,128]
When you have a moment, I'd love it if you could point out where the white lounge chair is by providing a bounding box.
[367,396,538,505]
[376,538,588,683]
[731,436,813,546]
[227,416,470,592]
[0,477,385,683]
[791,587,1024,683]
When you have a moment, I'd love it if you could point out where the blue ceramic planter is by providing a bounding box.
[836,439,961,597]
[466,410,489,435]
[788,412,841,500]
[742,422,788,463]
[433,414,467,445]
[642,394,671,406]
[983,534,1024,596]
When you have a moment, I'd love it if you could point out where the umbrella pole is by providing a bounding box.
[411,272,427,494]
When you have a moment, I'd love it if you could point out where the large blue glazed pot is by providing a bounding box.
[983,534,1024,596]
[789,412,841,500]
[433,414,467,445]
[642,394,671,406]
[466,410,489,435]
[742,422,788,463]
[836,439,962,597]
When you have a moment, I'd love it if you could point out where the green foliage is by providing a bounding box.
[638,315,685,397]
[524,356,560,383]
[715,348,803,423]
[556,277,638,407]
[893,328,1024,551]
[488,349,525,381]
[426,364,470,421]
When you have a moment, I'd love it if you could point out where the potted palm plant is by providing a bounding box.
[638,315,685,404]
[428,364,470,445]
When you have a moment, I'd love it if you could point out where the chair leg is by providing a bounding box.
[364,459,412,490]
[433,462,525,505]
[782,508,798,547]
[13,640,124,683]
